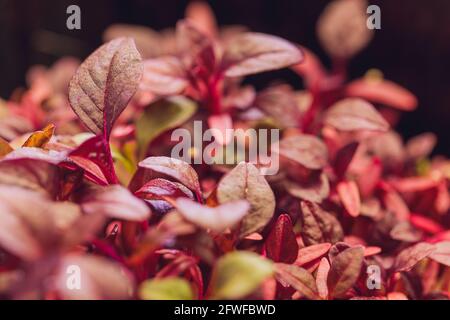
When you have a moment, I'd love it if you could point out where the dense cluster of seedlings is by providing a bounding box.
[0,0,448,300]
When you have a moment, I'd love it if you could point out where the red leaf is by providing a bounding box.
[274,134,328,170]
[390,176,439,193]
[141,56,188,96]
[405,132,436,160]
[207,113,233,145]
[185,1,218,38]
[381,184,410,221]
[356,156,382,198]
[138,156,201,196]
[390,222,422,243]
[69,38,142,138]
[274,263,319,300]
[291,46,327,89]
[317,0,372,59]
[175,198,249,233]
[327,246,364,299]
[337,180,361,217]
[394,242,436,272]
[363,246,382,257]
[300,201,344,245]
[324,98,389,132]
[410,214,444,234]
[81,185,151,222]
[103,24,163,59]
[316,257,330,299]
[285,172,330,203]
[435,180,450,214]
[68,135,117,185]
[135,178,193,201]
[0,158,60,198]
[265,214,299,263]
[333,142,359,179]
[429,241,450,266]
[255,85,302,128]
[345,78,418,111]
[176,20,212,63]
[222,33,303,77]
[295,243,332,267]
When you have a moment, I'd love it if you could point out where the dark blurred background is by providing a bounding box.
[1,0,449,155]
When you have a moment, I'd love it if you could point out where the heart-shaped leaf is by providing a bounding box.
[216,162,275,237]
[138,156,201,195]
[175,197,249,233]
[222,33,303,77]
[300,201,344,246]
[265,214,299,263]
[274,263,319,300]
[324,98,389,132]
[327,246,364,299]
[69,37,142,138]
[209,251,273,299]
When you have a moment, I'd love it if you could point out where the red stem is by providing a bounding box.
[208,73,223,114]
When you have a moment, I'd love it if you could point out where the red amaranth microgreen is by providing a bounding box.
[0,0,448,300]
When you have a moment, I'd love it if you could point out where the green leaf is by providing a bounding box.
[136,96,197,159]
[138,277,194,300]
[209,251,274,299]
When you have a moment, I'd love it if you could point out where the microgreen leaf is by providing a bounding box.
[222,33,303,77]
[216,162,275,237]
[139,277,194,300]
[209,251,274,299]
[69,38,142,138]
[327,246,364,299]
